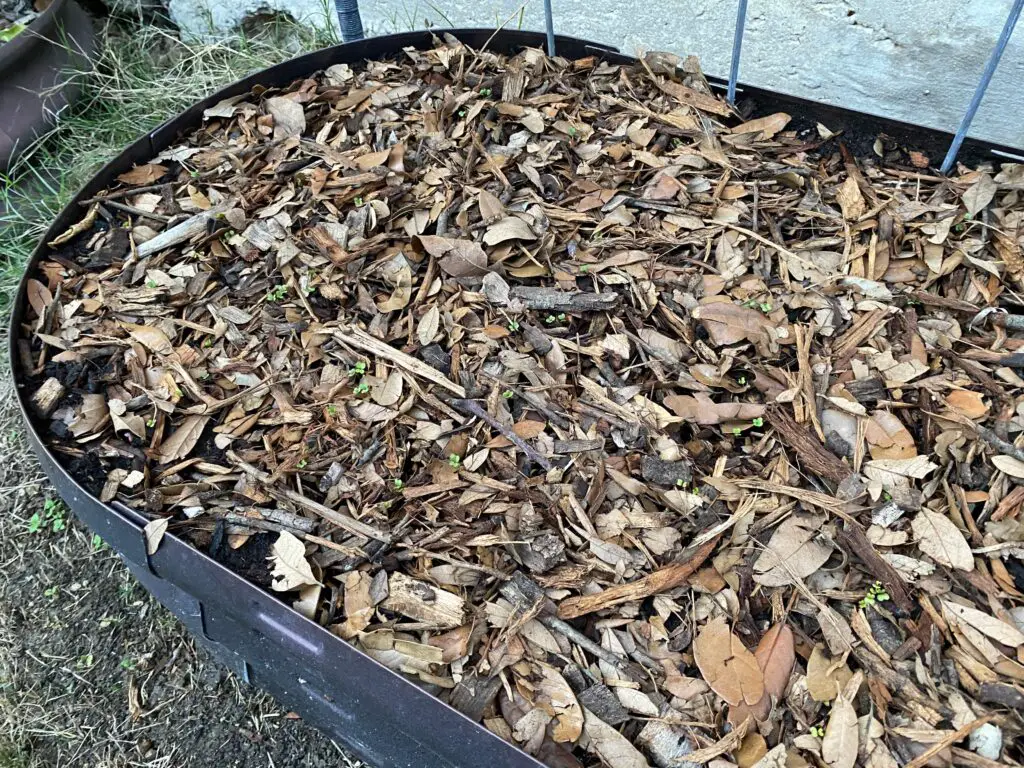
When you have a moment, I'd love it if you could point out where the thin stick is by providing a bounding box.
[335,326,466,397]
[81,183,171,204]
[904,716,994,768]
[100,201,172,223]
[538,615,630,671]
[227,451,390,542]
[451,398,553,470]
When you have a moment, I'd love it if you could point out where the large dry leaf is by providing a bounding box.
[125,323,174,356]
[530,663,583,743]
[582,708,650,768]
[663,393,764,425]
[117,163,167,185]
[265,96,306,139]
[156,415,209,464]
[942,600,1024,647]
[729,623,795,725]
[69,394,110,437]
[694,615,765,706]
[415,235,489,277]
[483,216,537,246]
[821,673,860,768]
[753,515,832,587]
[806,645,853,702]
[268,531,319,591]
[991,455,1024,479]
[337,571,373,638]
[963,173,996,216]
[144,517,169,555]
[911,510,974,571]
[865,411,917,460]
[417,305,440,346]
[692,301,780,353]
[730,112,790,140]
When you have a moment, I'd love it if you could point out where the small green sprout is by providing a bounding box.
[502,390,515,399]
[348,361,368,377]
[76,653,94,669]
[297,459,308,469]
[480,87,492,96]
[752,417,764,428]
[190,169,200,179]
[558,313,566,321]
[458,108,467,117]
[810,725,825,739]
[737,375,747,385]
[202,337,213,348]
[327,404,338,416]
[508,320,520,332]
[759,302,772,313]
[964,212,974,221]
[567,125,578,137]
[675,478,688,488]
[92,534,104,550]
[691,487,701,496]
[52,516,66,533]
[44,585,59,599]
[266,284,288,302]
[545,314,556,324]
[883,491,892,501]
[354,196,364,206]
[120,657,136,670]
[579,264,589,273]
[448,453,462,469]
[393,478,404,491]
[174,388,183,398]
[146,279,157,289]
[732,427,742,436]
[146,418,156,428]
[859,581,891,609]
[353,381,370,395]
[27,512,42,534]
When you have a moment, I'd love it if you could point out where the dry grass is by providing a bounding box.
[0,16,364,767]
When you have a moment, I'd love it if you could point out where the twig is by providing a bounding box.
[451,398,553,470]
[100,201,172,223]
[227,451,390,542]
[136,205,229,258]
[335,326,466,397]
[904,716,994,768]
[81,182,171,204]
[538,615,630,671]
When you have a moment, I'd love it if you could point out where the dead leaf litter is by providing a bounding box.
[18,37,1024,768]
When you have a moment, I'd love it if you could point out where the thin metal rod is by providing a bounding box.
[543,0,556,56]
[727,0,748,105]
[941,0,1023,174]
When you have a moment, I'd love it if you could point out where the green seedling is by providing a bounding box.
[327,404,338,416]
[579,264,589,273]
[348,361,368,378]
[760,302,772,313]
[31,498,66,534]
[120,657,136,670]
[752,417,764,428]
[545,314,557,324]
[502,390,514,399]
[675,478,687,488]
[883,491,892,501]
[297,459,308,469]
[393,478,404,491]
[146,417,156,428]
[92,534,104,550]
[76,654,95,669]
[567,125,578,137]
[44,585,59,599]
[145,279,157,289]
[190,169,200,179]
[353,381,370,395]
[448,453,461,469]
[266,284,288,302]
[507,320,520,332]
[354,196,364,206]
[737,375,747,385]
[810,725,825,739]
[202,337,213,348]
[859,580,891,609]
[480,87,492,96]
[732,427,742,436]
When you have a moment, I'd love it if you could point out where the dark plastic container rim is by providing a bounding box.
[9,27,1023,768]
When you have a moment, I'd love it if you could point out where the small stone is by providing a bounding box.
[969,723,1002,760]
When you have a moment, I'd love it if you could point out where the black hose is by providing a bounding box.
[334,0,364,42]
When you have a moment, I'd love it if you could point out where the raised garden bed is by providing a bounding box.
[11,28,1024,768]
[0,0,93,172]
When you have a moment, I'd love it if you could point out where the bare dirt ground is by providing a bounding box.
[0,370,363,767]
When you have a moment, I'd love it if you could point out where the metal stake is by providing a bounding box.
[727,0,748,105]
[543,0,556,56]
[941,0,1023,174]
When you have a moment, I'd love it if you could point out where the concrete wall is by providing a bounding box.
[168,0,1024,150]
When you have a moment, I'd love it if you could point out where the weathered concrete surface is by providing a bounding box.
[168,0,339,39]
[167,0,1024,150]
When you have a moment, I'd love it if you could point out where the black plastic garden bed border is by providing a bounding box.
[9,28,1024,768]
